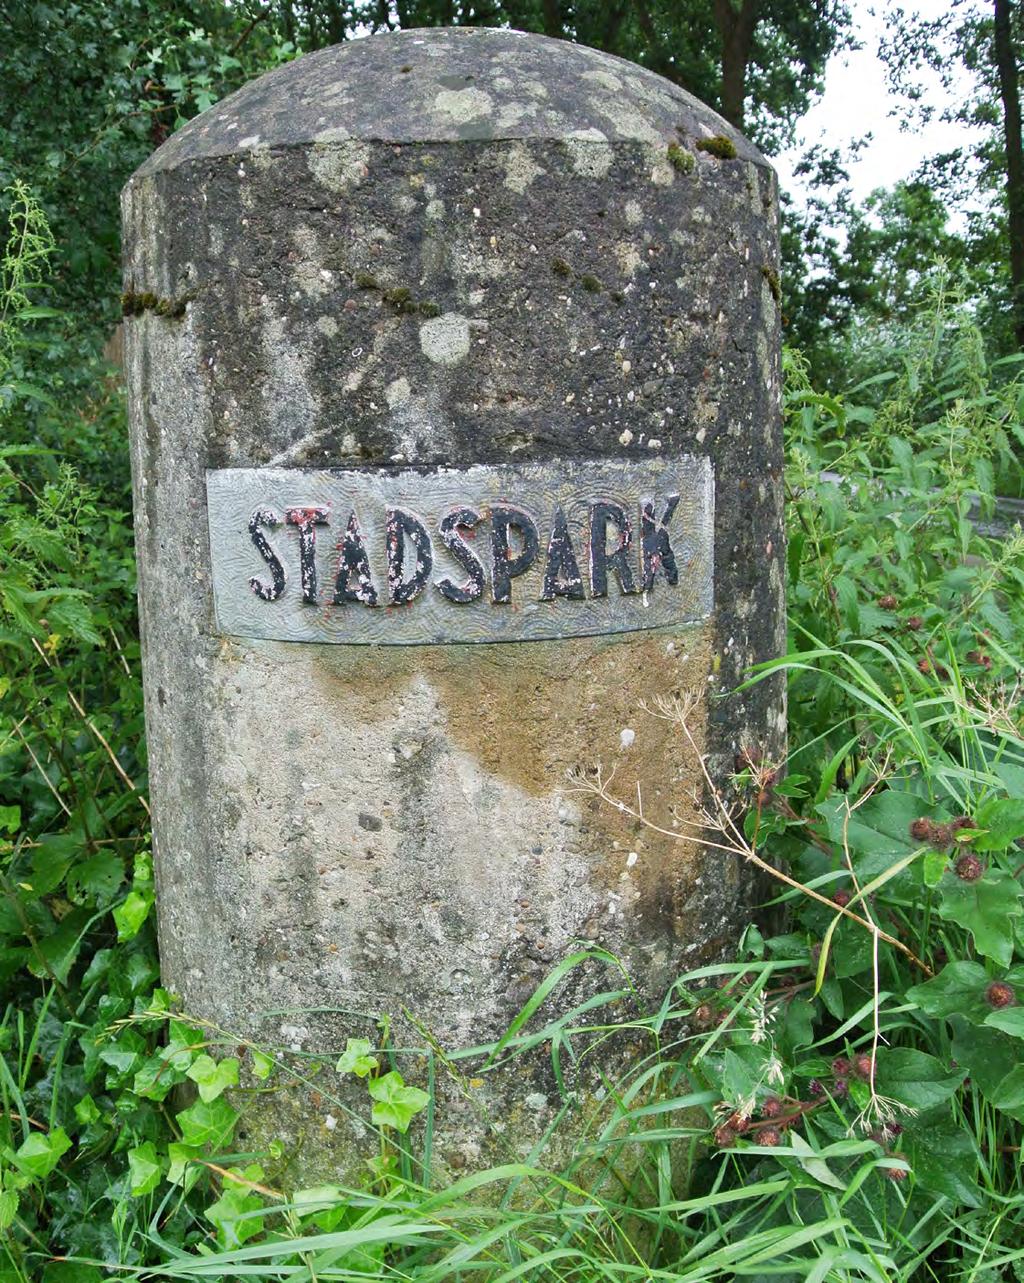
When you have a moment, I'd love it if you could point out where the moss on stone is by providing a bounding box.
[550,257,572,278]
[418,300,441,318]
[760,264,782,305]
[666,142,695,175]
[579,273,603,293]
[354,272,379,289]
[121,289,190,319]
[695,135,737,160]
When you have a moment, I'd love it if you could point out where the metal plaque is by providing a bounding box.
[205,457,714,645]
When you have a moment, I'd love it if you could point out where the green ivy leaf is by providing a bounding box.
[367,1071,430,1133]
[251,1049,274,1081]
[13,1127,71,1178]
[176,1096,239,1150]
[127,1141,162,1196]
[936,868,1022,967]
[167,1142,202,1187]
[113,889,152,941]
[133,1053,184,1102]
[187,1054,239,1102]
[73,1095,101,1125]
[205,1165,266,1247]
[335,1037,378,1079]
[0,1188,18,1231]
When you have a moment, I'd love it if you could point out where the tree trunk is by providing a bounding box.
[713,0,760,129]
[994,0,1024,347]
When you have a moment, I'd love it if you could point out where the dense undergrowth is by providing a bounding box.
[3,185,1024,1280]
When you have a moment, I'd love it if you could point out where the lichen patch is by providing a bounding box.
[307,140,370,193]
[503,143,544,194]
[434,87,494,125]
[419,312,471,366]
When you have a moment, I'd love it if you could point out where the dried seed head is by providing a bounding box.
[879,595,898,610]
[884,1155,909,1181]
[761,1096,783,1119]
[833,888,851,907]
[714,1124,736,1148]
[910,818,936,842]
[955,853,983,882]
[853,1053,874,1079]
[986,981,1015,1009]
[734,747,764,773]
[831,1077,849,1098]
[831,1057,851,1078]
[906,616,923,631]
[694,1003,715,1028]
[758,1126,782,1147]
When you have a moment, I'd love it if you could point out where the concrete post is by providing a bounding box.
[122,27,784,1178]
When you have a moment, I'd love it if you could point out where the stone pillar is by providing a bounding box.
[121,27,784,1177]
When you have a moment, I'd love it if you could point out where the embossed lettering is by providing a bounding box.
[435,506,485,604]
[386,507,433,605]
[248,508,286,602]
[540,506,585,601]
[333,511,379,606]
[285,505,330,605]
[640,494,681,592]
[490,505,540,604]
[589,500,636,597]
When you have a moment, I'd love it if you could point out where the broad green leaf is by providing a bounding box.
[187,1054,239,1102]
[904,1120,981,1207]
[988,1066,1024,1122]
[906,961,991,1023]
[972,799,1024,852]
[67,850,124,903]
[936,868,1022,967]
[984,1006,1024,1038]
[367,1071,429,1133]
[335,1037,378,1078]
[41,1264,103,1283]
[874,1048,965,1112]
[951,1019,1020,1099]
[128,1141,162,1196]
[29,833,78,895]
[922,849,947,887]
[0,805,20,835]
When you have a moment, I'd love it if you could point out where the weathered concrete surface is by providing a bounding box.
[122,27,784,1182]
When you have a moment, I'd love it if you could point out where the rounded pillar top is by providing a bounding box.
[131,26,769,180]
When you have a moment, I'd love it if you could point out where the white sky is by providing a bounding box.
[775,0,984,211]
